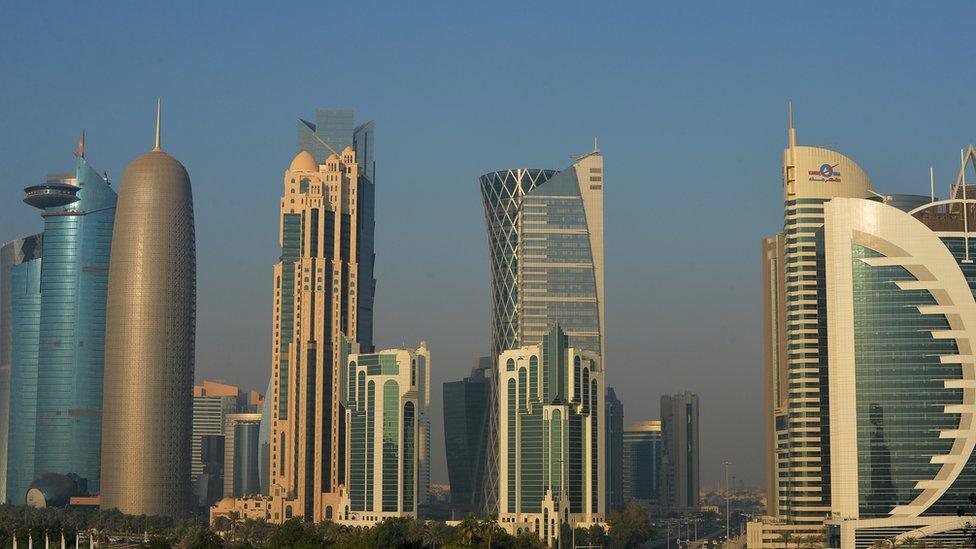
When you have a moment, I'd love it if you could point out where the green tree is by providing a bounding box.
[176,525,223,549]
[607,500,653,549]
[456,514,483,547]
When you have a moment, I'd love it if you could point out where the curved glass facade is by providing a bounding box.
[851,245,957,517]
[32,157,116,494]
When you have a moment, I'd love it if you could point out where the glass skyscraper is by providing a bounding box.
[479,147,605,510]
[0,234,42,502]
[442,357,491,516]
[606,387,624,512]
[822,157,976,545]
[338,344,429,525]
[622,420,662,505]
[5,146,116,504]
[496,324,606,546]
[6,257,42,504]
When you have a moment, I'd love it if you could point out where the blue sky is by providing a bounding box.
[2,2,975,488]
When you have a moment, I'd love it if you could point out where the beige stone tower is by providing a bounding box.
[269,146,364,522]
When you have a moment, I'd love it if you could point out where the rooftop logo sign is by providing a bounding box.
[808,163,841,183]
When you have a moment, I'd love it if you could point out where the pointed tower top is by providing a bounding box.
[153,98,162,151]
[788,100,796,148]
[75,130,85,158]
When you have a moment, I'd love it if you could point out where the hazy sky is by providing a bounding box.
[2,2,975,490]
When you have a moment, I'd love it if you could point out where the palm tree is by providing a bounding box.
[480,513,501,548]
[778,530,794,549]
[456,515,481,547]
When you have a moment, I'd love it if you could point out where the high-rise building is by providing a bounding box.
[820,150,976,546]
[761,234,787,518]
[224,413,262,499]
[0,234,42,502]
[100,101,196,517]
[479,146,605,510]
[336,344,429,525]
[268,108,376,522]
[443,357,491,517]
[5,256,42,505]
[496,324,606,545]
[660,391,699,510]
[622,420,662,505]
[4,134,116,504]
[29,146,117,497]
[196,435,224,509]
[191,380,261,507]
[606,387,624,511]
[259,378,272,496]
[749,105,877,548]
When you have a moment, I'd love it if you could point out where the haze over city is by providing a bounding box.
[3,3,976,547]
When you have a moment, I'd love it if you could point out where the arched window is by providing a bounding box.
[325,506,333,520]
[582,368,590,414]
[348,361,357,402]
[574,355,582,402]
[518,368,527,412]
[403,401,416,512]
[529,356,538,399]
[506,358,515,371]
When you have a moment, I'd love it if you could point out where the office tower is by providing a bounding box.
[224,413,262,498]
[5,256,42,504]
[101,101,196,517]
[191,380,261,492]
[821,149,976,546]
[606,387,624,511]
[479,146,605,510]
[259,378,272,495]
[442,357,491,517]
[337,344,430,525]
[622,421,662,505]
[196,435,224,508]
[0,234,42,502]
[296,108,376,345]
[496,324,605,545]
[660,391,699,510]
[27,142,117,497]
[269,108,376,522]
[761,234,787,518]
[752,106,875,544]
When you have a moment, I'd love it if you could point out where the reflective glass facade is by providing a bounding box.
[606,387,624,511]
[479,155,604,359]
[498,324,605,531]
[0,234,42,502]
[442,360,490,516]
[341,346,426,520]
[479,151,604,512]
[849,236,976,517]
[6,258,42,503]
[32,157,116,494]
[622,422,662,504]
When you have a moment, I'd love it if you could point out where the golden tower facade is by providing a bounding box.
[269,147,364,521]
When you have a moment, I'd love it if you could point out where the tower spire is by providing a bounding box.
[153,98,162,151]
[788,100,796,148]
[75,130,85,158]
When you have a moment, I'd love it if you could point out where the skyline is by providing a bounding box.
[4,3,976,492]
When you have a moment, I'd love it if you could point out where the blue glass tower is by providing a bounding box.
[6,258,42,503]
[12,144,117,499]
